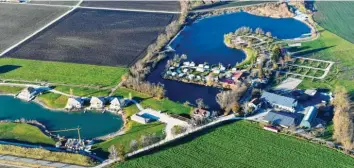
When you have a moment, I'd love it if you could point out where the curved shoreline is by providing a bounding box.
[0,93,126,140]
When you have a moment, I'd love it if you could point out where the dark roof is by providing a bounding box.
[261,91,296,108]
[263,111,300,127]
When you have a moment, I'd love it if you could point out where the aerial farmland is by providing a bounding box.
[1,1,354,168]
[6,8,178,66]
[0,3,69,53]
[81,0,181,12]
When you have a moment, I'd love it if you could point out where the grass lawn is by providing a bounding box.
[0,144,95,166]
[237,47,257,68]
[0,123,55,145]
[36,92,68,109]
[92,122,165,158]
[0,58,128,87]
[294,26,354,97]
[54,86,111,97]
[114,87,192,117]
[0,86,23,94]
[114,121,354,168]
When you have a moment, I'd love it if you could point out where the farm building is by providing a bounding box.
[232,71,243,82]
[261,91,297,112]
[90,97,106,109]
[131,113,151,124]
[65,97,83,110]
[109,97,126,111]
[263,111,300,128]
[17,87,37,101]
[192,108,210,119]
[300,106,318,128]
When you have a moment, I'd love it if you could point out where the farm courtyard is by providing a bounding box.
[5,8,178,67]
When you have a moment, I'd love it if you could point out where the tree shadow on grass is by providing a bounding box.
[0,65,21,74]
[293,46,335,57]
[126,120,239,161]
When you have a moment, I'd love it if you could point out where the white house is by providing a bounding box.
[183,62,190,66]
[65,97,84,110]
[213,69,220,74]
[131,114,151,124]
[90,97,106,109]
[17,87,37,101]
[188,74,195,80]
[109,97,125,111]
[190,62,196,67]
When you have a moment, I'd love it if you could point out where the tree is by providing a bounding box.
[332,86,353,151]
[216,85,247,111]
[231,103,240,113]
[266,31,272,37]
[129,139,139,152]
[117,144,126,162]
[108,145,118,160]
[271,45,282,62]
[196,98,207,109]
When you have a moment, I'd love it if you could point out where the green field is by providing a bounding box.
[314,1,354,44]
[115,121,354,168]
[0,58,128,87]
[0,123,55,145]
[92,122,165,158]
[0,86,23,94]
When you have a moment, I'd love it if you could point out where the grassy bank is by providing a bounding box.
[237,47,257,68]
[0,144,95,166]
[36,92,68,109]
[114,87,192,117]
[0,58,127,87]
[92,122,165,158]
[115,121,354,168]
[0,86,23,94]
[0,123,55,145]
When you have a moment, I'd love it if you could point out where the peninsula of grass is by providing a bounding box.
[0,58,128,87]
[115,121,354,168]
[0,144,95,166]
[92,122,165,158]
[0,123,55,145]
[36,92,68,109]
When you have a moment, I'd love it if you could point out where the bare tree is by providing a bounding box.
[332,86,354,151]
[117,144,126,162]
[196,98,207,109]
[129,139,139,152]
[108,145,118,160]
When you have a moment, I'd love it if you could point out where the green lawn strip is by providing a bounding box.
[0,144,95,166]
[0,58,128,87]
[54,86,111,97]
[92,122,165,157]
[0,123,55,145]
[116,121,354,168]
[0,86,23,94]
[36,92,68,109]
[114,87,191,116]
[237,47,257,68]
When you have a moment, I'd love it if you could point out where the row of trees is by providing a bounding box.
[122,76,165,99]
[332,86,354,151]
[108,133,164,162]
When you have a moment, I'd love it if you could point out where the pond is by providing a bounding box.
[147,12,311,110]
[0,96,123,139]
